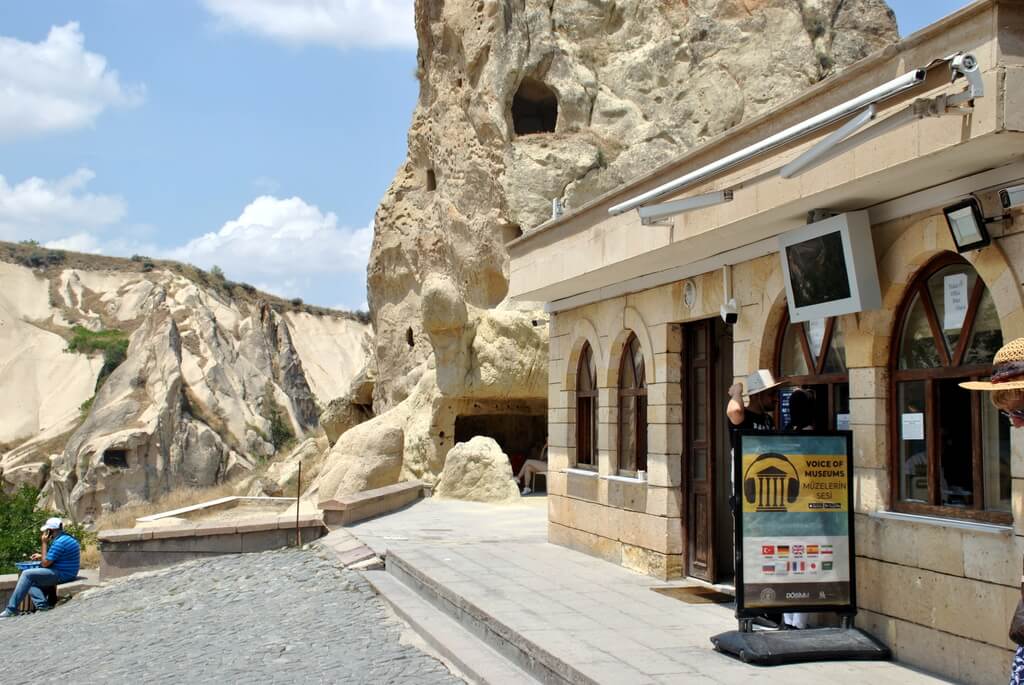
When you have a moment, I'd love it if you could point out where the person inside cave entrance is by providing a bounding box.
[516,441,547,496]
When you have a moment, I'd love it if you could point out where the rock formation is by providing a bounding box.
[434,436,521,503]
[0,245,371,520]
[315,0,897,501]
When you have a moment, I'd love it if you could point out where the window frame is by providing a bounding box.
[773,311,849,429]
[617,334,648,476]
[575,343,599,470]
[888,252,1010,525]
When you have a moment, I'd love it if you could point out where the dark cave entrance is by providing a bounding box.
[512,78,558,136]
[454,413,547,486]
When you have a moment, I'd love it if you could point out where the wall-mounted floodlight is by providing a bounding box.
[943,198,991,253]
[638,190,733,225]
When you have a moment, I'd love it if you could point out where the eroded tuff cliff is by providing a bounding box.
[0,244,371,519]
[368,0,899,412]
[304,0,899,507]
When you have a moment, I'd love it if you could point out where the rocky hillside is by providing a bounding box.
[0,242,371,520]
[367,0,899,410]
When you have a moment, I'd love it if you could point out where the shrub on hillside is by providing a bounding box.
[0,486,93,575]
[66,326,130,390]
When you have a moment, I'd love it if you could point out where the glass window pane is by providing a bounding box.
[980,395,1011,512]
[833,383,850,430]
[632,338,645,389]
[621,345,636,388]
[692,448,707,481]
[592,395,600,467]
[620,394,637,472]
[637,396,647,473]
[927,266,977,360]
[898,381,928,503]
[694,367,707,441]
[806,319,827,365]
[577,397,593,465]
[823,318,847,374]
[937,379,974,508]
[964,288,1003,366]
[578,347,593,391]
[781,323,810,377]
[899,292,941,369]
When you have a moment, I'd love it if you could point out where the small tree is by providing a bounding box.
[210,265,225,280]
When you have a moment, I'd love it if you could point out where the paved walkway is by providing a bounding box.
[0,548,461,684]
[351,496,949,685]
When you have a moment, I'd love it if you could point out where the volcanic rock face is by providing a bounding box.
[367,0,898,411]
[0,252,371,520]
[434,436,521,503]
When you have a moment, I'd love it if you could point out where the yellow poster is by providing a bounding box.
[741,451,848,514]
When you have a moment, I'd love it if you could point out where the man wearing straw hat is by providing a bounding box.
[727,369,784,446]
[960,338,1024,684]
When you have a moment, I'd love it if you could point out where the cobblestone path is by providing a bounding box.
[0,548,463,684]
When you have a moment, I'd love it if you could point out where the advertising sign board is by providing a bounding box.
[734,432,855,617]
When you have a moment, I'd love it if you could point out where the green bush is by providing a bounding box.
[210,265,225,280]
[66,326,130,390]
[0,486,92,575]
[268,407,294,451]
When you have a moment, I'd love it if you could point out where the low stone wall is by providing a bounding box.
[320,481,425,527]
[98,514,326,580]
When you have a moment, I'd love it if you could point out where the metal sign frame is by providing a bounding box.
[733,430,857,620]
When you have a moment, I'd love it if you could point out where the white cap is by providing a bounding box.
[40,517,63,532]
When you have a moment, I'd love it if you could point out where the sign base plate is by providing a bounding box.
[710,627,891,666]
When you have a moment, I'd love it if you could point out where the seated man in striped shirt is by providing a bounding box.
[1,517,80,617]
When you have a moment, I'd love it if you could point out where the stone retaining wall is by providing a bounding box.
[98,514,326,580]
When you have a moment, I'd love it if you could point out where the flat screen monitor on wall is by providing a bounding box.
[778,210,881,323]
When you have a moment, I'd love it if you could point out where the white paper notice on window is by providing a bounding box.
[901,413,924,441]
[943,273,969,331]
[836,413,851,431]
[807,319,826,357]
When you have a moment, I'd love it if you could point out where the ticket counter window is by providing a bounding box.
[776,312,849,430]
[891,256,1010,521]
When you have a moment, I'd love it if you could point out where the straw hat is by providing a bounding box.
[960,337,1024,391]
[746,369,784,396]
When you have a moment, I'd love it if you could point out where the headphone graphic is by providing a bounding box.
[742,452,801,506]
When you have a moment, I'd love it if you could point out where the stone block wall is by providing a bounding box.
[547,210,1024,681]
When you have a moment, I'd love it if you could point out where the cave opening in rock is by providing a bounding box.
[103,449,129,468]
[511,77,558,136]
[406,327,415,347]
[454,414,547,488]
[425,168,437,191]
[502,223,524,243]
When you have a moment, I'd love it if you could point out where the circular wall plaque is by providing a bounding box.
[683,280,697,308]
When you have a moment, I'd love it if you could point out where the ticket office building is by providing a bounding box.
[508,2,1024,682]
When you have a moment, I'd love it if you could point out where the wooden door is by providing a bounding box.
[685,320,716,582]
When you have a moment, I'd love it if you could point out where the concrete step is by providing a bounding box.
[385,551,592,685]
[364,569,538,685]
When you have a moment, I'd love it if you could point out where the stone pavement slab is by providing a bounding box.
[0,548,461,684]
[350,497,950,685]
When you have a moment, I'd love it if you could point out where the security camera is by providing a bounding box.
[720,298,738,325]
[1000,184,1024,210]
[950,52,984,98]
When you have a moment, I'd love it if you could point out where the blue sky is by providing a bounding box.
[0,1,975,310]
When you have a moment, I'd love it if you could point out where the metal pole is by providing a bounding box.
[295,461,302,548]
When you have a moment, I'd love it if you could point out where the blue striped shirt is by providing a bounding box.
[46,533,80,583]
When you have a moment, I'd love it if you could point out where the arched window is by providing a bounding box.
[775,312,849,430]
[891,254,1010,522]
[618,334,647,474]
[575,343,599,468]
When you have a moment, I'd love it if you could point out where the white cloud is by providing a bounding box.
[0,22,144,140]
[168,195,372,299]
[201,0,415,50]
[0,168,126,242]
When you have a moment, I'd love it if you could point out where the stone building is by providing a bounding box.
[508,1,1024,682]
